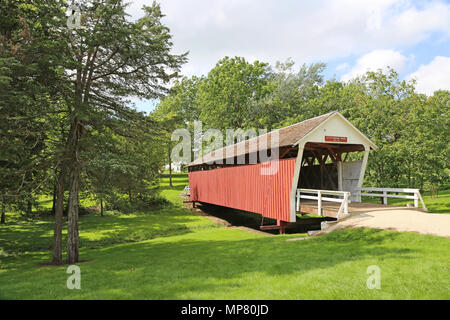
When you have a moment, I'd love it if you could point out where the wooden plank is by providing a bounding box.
[260,225,282,230]
[279,147,293,159]
[299,188,349,196]
[299,204,338,218]
[359,193,416,199]
[360,187,419,193]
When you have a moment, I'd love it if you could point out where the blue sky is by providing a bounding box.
[128,0,450,114]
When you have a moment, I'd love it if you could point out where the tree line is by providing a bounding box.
[155,57,449,192]
[0,0,186,264]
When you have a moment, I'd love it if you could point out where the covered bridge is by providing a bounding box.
[187,111,378,231]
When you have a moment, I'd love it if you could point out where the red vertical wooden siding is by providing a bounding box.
[189,158,296,222]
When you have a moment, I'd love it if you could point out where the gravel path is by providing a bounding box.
[322,209,450,237]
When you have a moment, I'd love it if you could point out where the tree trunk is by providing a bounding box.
[27,197,32,216]
[64,199,69,217]
[168,142,173,187]
[66,164,80,264]
[100,197,104,217]
[19,199,25,214]
[52,168,66,264]
[65,47,86,264]
[66,116,81,264]
[1,201,5,224]
[51,182,57,216]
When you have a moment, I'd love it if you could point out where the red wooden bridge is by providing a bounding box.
[187,112,427,234]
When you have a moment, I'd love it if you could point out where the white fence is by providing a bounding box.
[296,188,351,219]
[181,185,190,196]
[356,187,427,211]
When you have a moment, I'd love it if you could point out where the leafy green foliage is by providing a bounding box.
[0,0,68,215]
[85,117,167,213]
[157,58,449,191]
[197,56,271,130]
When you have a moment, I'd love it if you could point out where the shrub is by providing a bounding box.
[105,193,169,213]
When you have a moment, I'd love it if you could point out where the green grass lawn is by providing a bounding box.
[0,173,449,299]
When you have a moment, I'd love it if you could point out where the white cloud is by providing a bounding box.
[386,2,450,43]
[407,56,450,95]
[336,63,349,71]
[341,49,409,81]
[125,0,450,76]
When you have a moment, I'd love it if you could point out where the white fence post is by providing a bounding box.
[317,191,322,216]
[296,189,351,219]
[344,192,349,215]
[418,192,427,211]
[357,187,427,211]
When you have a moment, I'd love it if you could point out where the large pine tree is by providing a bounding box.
[60,0,186,263]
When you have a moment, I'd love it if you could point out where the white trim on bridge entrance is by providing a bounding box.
[289,112,377,222]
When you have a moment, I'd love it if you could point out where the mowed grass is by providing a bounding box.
[0,174,449,299]
[0,181,216,257]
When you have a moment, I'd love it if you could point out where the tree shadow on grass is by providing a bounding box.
[88,228,434,299]
[2,227,447,299]
[0,202,212,258]
[158,173,189,192]
[160,173,188,180]
[158,184,186,192]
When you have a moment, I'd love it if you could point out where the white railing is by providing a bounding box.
[356,187,427,211]
[181,185,190,196]
[296,188,351,219]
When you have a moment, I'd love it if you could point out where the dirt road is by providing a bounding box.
[322,209,450,237]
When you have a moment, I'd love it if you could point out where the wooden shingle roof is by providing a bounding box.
[187,112,335,167]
